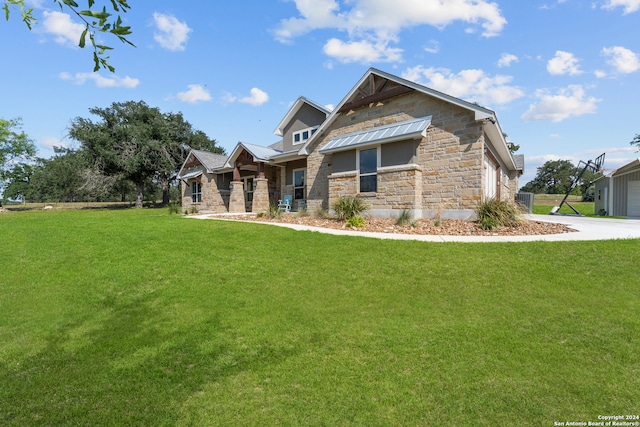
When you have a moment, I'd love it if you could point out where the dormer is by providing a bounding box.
[273,97,330,153]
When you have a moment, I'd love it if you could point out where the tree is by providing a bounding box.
[520,160,578,194]
[2,0,133,72]
[631,133,640,151]
[1,117,36,200]
[69,101,223,208]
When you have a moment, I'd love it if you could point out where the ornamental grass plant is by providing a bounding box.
[476,197,522,230]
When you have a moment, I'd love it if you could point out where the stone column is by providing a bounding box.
[252,178,269,213]
[229,181,246,213]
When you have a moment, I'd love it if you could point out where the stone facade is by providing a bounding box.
[181,172,229,213]
[178,70,519,219]
[305,90,508,218]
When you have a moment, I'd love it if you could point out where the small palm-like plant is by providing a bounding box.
[333,195,369,220]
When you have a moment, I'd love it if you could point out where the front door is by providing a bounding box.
[242,176,254,211]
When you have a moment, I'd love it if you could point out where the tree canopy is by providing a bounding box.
[68,100,223,207]
[520,159,603,200]
[2,0,134,71]
[631,133,640,151]
[0,117,36,199]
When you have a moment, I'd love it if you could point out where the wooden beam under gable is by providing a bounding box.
[338,85,414,113]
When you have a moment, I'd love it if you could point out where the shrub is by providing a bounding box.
[346,215,366,228]
[167,202,181,215]
[396,209,412,226]
[333,195,369,220]
[296,207,309,217]
[189,206,199,214]
[267,203,283,219]
[476,198,522,230]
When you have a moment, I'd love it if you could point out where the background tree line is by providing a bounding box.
[1,101,223,207]
[519,159,603,201]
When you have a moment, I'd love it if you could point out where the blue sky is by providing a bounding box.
[1,0,640,187]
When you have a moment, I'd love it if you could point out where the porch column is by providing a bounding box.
[229,181,246,213]
[252,178,269,213]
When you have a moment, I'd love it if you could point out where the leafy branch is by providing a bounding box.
[2,0,135,72]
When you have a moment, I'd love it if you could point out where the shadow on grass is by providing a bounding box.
[0,292,298,426]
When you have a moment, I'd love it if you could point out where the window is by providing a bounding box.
[191,181,202,203]
[359,148,377,193]
[293,168,305,200]
[292,126,318,145]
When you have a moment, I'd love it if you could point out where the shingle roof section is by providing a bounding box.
[319,116,431,154]
[513,154,525,172]
[192,149,228,170]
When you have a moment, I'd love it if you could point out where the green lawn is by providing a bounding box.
[1,209,639,426]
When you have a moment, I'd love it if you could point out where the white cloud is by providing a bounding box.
[153,12,192,51]
[176,85,211,103]
[547,51,583,75]
[41,10,84,46]
[274,0,506,62]
[602,46,640,73]
[240,88,269,106]
[402,66,525,106]
[601,0,640,14]
[585,146,636,155]
[40,136,69,151]
[224,88,269,107]
[59,72,140,88]
[497,53,518,68]
[424,40,439,54]
[521,85,599,122]
[323,38,402,63]
[594,69,608,78]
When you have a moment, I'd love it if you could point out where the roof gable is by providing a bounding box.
[274,96,331,137]
[224,142,283,168]
[297,68,516,171]
[177,149,229,178]
[297,68,496,156]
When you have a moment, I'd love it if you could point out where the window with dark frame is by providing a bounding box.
[359,148,377,193]
[191,181,202,203]
[293,169,305,200]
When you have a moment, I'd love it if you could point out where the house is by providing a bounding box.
[594,158,640,217]
[178,68,523,219]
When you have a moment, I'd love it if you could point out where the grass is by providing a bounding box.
[1,209,639,425]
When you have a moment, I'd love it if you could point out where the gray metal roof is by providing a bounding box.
[319,116,431,154]
[238,142,282,161]
[180,169,203,180]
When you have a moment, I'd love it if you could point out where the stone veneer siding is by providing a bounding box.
[306,91,486,218]
[181,172,230,213]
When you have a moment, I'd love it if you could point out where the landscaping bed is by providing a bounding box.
[211,213,575,236]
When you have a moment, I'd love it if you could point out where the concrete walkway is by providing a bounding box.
[192,213,640,242]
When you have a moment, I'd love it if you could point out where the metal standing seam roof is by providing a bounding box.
[179,169,203,180]
[319,116,432,154]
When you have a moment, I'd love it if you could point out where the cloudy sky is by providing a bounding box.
[1,0,639,186]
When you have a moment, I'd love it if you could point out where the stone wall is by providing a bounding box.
[181,172,229,213]
[306,90,485,218]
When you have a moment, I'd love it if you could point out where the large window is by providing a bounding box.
[359,148,377,193]
[191,181,202,203]
[293,168,305,200]
[293,126,318,145]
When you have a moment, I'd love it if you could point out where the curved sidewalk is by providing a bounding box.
[194,214,640,242]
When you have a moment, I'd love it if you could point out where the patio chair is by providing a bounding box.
[278,195,292,212]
